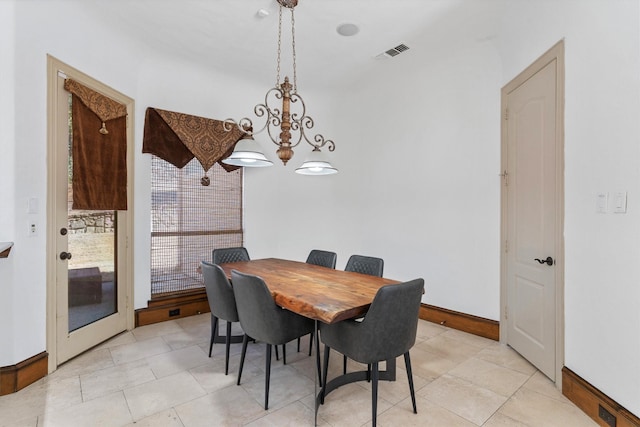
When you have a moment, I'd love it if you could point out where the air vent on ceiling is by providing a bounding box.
[376,43,410,59]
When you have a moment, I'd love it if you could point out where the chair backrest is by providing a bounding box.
[345,254,384,277]
[358,278,424,362]
[201,261,239,322]
[212,247,250,265]
[231,270,313,345]
[306,249,337,269]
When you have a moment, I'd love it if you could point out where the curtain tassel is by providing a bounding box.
[99,122,109,135]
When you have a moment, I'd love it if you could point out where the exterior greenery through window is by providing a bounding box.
[150,157,243,297]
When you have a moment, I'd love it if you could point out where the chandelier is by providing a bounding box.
[223,0,337,175]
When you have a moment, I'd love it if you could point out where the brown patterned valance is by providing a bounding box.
[64,79,127,134]
[64,81,128,210]
[142,107,245,185]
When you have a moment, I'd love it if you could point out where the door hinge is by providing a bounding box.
[499,170,508,186]
[504,305,508,320]
[505,239,508,253]
[504,109,509,120]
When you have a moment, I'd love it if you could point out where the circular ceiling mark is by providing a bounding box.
[337,23,359,37]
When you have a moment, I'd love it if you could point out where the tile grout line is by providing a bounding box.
[479,368,538,426]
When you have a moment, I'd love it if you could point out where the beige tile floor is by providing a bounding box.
[0,315,597,426]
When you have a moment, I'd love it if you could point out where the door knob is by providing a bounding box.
[59,251,72,260]
[534,256,553,266]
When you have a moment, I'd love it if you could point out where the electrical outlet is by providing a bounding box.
[169,308,180,317]
[599,404,616,427]
[28,222,38,237]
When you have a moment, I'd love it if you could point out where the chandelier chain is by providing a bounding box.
[291,7,297,92]
[276,4,283,87]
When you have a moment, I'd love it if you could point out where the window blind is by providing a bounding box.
[150,157,243,297]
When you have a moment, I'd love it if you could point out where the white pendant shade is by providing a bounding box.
[222,137,273,168]
[295,149,338,175]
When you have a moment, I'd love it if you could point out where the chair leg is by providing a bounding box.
[283,342,287,365]
[372,362,379,427]
[265,343,272,410]
[321,345,331,404]
[209,315,219,357]
[224,321,232,375]
[237,334,249,386]
[343,354,347,375]
[404,352,417,414]
[297,335,312,353]
[275,344,280,361]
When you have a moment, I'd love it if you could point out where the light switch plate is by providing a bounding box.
[613,192,627,213]
[596,193,608,213]
[27,198,39,214]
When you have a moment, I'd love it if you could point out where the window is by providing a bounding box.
[150,157,243,297]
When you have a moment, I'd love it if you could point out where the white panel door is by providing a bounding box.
[502,45,563,381]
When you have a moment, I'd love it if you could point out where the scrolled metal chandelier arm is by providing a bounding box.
[290,110,335,152]
[223,117,253,134]
[312,133,336,152]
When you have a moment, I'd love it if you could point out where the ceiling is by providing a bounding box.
[77,0,503,91]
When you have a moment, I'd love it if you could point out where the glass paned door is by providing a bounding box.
[66,211,118,331]
[64,91,118,331]
[51,58,130,365]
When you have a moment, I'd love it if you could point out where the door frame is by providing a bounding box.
[500,40,565,386]
[46,55,135,372]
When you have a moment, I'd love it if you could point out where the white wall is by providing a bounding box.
[0,0,17,367]
[247,32,503,319]
[2,0,639,418]
[496,0,640,415]
[344,43,502,319]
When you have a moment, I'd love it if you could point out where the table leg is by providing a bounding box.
[314,320,320,426]
[315,322,323,387]
[319,357,396,400]
[213,330,244,344]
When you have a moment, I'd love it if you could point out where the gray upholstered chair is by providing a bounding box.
[212,247,282,362]
[306,249,337,269]
[231,270,315,410]
[298,249,338,354]
[201,261,240,375]
[212,247,250,265]
[319,278,424,427]
[344,254,384,277]
[342,254,385,373]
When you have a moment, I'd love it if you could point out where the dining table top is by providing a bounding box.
[218,258,401,324]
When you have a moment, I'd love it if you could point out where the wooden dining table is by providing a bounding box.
[218,258,401,324]
[218,257,403,424]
